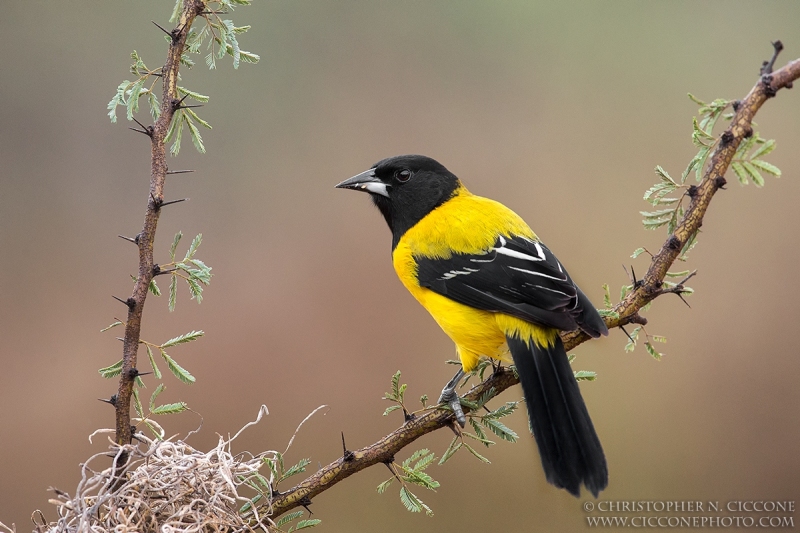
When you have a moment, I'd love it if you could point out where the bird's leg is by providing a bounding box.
[438,368,466,427]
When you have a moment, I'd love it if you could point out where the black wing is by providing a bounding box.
[416,235,608,337]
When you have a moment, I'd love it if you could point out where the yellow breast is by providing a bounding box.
[391,187,554,371]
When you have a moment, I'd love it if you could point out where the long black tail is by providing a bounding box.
[507,334,607,497]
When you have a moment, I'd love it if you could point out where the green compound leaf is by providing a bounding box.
[399,486,433,516]
[99,359,123,379]
[161,330,204,348]
[160,349,195,384]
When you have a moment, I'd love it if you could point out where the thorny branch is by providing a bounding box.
[114,0,206,467]
[263,47,800,519]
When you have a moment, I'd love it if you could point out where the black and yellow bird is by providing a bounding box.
[336,154,609,497]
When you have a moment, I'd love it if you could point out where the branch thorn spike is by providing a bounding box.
[298,496,313,515]
[172,93,190,110]
[341,432,355,462]
[112,295,135,309]
[151,20,172,37]
[619,325,635,344]
[159,198,189,208]
[152,20,180,43]
[131,117,154,137]
[98,395,118,407]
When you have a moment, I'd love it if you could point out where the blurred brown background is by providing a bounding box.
[1,1,799,531]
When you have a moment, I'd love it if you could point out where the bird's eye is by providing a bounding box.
[397,169,412,182]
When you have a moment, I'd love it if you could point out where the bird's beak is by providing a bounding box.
[335,169,390,198]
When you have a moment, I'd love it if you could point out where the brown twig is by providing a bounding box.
[113,0,206,469]
[264,48,800,519]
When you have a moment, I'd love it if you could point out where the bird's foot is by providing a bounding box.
[438,369,466,427]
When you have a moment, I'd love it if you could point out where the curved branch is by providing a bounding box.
[265,51,800,519]
[563,53,800,349]
[114,0,206,461]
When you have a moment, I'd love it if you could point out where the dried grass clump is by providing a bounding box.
[42,406,283,533]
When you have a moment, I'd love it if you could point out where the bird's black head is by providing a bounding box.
[335,155,460,248]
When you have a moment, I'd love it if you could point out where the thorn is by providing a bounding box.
[116,337,124,342]
[152,20,180,43]
[667,236,682,251]
[113,295,135,309]
[383,459,399,481]
[152,20,172,37]
[129,127,150,136]
[341,432,355,462]
[687,185,699,199]
[675,292,692,308]
[629,265,644,289]
[714,176,727,190]
[154,266,177,276]
[731,100,742,112]
[298,496,313,515]
[166,169,195,175]
[665,270,697,308]
[171,93,190,110]
[131,117,154,137]
[118,235,137,244]
[175,104,203,110]
[619,325,635,344]
[98,395,118,407]
[130,425,140,443]
[159,198,189,208]
[743,126,753,139]
[153,264,161,276]
[132,116,148,131]
[403,408,416,423]
[127,368,141,379]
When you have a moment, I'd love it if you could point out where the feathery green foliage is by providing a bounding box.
[109,1,258,155]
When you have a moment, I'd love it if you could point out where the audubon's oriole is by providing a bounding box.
[336,154,608,497]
